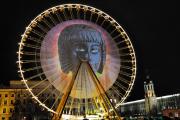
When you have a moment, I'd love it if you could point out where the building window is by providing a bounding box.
[3,108,6,113]
[11,100,14,105]
[18,94,20,97]
[4,100,7,105]
[10,108,13,113]
[11,94,14,97]
[5,94,8,97]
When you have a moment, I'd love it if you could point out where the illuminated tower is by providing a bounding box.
[144,75,157,116]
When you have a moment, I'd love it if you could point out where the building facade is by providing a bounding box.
[0,89,15,120]
[0,80,55,120]
[1,80,180,119]
[120,94,180,118]
[120,79,180,118]
[144,80,157,116]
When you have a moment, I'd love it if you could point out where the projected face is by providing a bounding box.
[58,24,105,73]
[41,20,120,98]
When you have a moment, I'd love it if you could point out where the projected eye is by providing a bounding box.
[76,48,85,52]
[91,46,99,53]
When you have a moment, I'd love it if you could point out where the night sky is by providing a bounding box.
[0,0,179,101]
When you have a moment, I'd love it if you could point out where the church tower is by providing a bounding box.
[144,75,157,116]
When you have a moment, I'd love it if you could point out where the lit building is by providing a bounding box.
[120,78,180,119]
[0,89,15,120]
[120,93,180,118]
[0,80,55,120]
[120,75,180,119]
[1,80,179,119]
[144,78,157,116]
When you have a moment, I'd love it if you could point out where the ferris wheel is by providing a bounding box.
[17,4,136,120]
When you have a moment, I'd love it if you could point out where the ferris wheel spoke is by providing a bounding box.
[77,70,82,115]
[76,5,80,19]
[21,51,40,56]
[114,81,128,92]
[36,22,49,33]
[117,76,130,85]
[61,8,69,21]
[29,79,48,89]
[83,7,87,20]
[26,72,45,80]
[25,67,57,81]
[26,36,42,44]
[35,83,53,97]
[111,46,129,52]
[68,97,75,115]
[119,53,133,57]
[42,88,57,104]
[100,19,106,26]
[23,65,42,72]
[47,12,58,25]
[20,60,40,63]
[95,12,101,23]
[51,92,63,109]
[53,10,63,22]
[112,33,122,40]
[110,28,117,35]
[118,46,130,51]
[110,26,122,35]
[31,21,49,33]
[116,39,128,45]
[23,43,41,49]
[74,65,81,116]
[89,8,95,22]
[84,68,89,114]
[100,15,109,26]
[60,60,73,68]
[121,60,135,63]
[105,21,113,30]
[31,29,46,38]
[120,65,134,70]
[68,6,74,19]
[119,71,132,78]
[61,63,73,73]
[111,86,123,98]
[42,18,53,29]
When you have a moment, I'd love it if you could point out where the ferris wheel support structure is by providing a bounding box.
[53,61,122,120]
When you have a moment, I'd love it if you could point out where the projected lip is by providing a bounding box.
[40,20,120,98]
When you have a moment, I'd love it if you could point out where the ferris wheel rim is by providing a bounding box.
[18,3,137,114]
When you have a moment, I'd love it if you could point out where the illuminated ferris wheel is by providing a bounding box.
[17,4,136,120]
